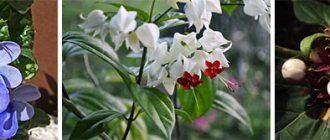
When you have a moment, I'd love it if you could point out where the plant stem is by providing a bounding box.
[275,45,301,58]
[62,85,111,140]
[122,103,136,140]
[83,53,100,88]
[173,88,181,140]
[154,7,172,23]
[122,1,156,139]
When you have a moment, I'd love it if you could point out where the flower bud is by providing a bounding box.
[281,58,306,82]
[309,50,322,63]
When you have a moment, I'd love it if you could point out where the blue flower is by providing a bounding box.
[0,41,24,139]
[0,41,22,113]
[0,84,41,139]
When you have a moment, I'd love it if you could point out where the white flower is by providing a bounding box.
[243,0,270,33]
[79,9,108,40]
[184,0,208,33]
[199,29,232,52]
[207,48,230,67]
[169,32,200,57]
[177,51,207,78]
[206,0,222,14]
[146,59,184,95]
[327,82,330,95]
[184,0,222,33]
[243,0,268,17]
[125,32,140,53]
[167,0,190,9]
[109,6,137,50]
[148,42,173,64]
[136,23,159,49]
[258,13,270,33]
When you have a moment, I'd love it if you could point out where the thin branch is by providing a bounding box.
[83,53,101,88]
[154,7,172,23]
[173,87,181,140]
[122,103,136,140]
[275,45,301,59]
[133,110,142,120]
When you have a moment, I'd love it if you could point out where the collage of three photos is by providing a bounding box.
[1,0,329,139]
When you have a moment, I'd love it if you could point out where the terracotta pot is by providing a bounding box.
[27,0,58,116]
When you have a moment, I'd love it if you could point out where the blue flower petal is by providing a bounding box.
[13,101,34,121]
[12,84,41,102]
[0,105,18,139]
[0,65,22,88]
[0,41,21,66]
[0,82,9,113]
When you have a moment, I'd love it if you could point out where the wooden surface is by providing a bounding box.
[28,0,58,116]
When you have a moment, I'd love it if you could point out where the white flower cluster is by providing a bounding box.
[79,1,232,95]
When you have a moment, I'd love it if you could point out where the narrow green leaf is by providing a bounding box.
[62,42,85,62]
[62,32,132,81]
[293,0,330,26]
[129,86,175,140]
[70,110,122,139]
[175,109,192,122]
[178,76,216,119]
[156,14,186,24]
[212,91,253,134]
[64,79,127,113]
[300,33,329,57]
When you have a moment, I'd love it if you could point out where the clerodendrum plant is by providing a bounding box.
[276,0,330,139]
[63,0,270,139]
[0,1,41,139]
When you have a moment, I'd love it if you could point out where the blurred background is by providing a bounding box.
[62,0,270,139]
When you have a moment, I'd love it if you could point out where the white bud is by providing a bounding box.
[281,58,306,82]
[309,50,322,63]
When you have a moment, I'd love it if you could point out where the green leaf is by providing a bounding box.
[178,76,216,120]
[14,48,39,80]
[300,33,329,58]
[275,85,330,139]
[62,42,85,62]
[155,14,186,24]
[222,5,237,16]
[212,91,253,134]
[175,109,192,122]
[20,25,33,48]
[70,110,122,139]
[108,117,148,140]
[6,0,33,14]
[62,32,130,80]
[129,86,175,140]
[64,78,127,113]
[293,0,330,26]
[0,19,10,40]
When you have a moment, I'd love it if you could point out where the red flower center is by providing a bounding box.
[203,60,224,79]
[177,71,203,90]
